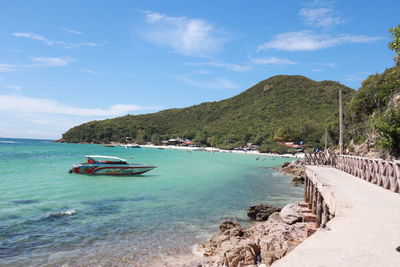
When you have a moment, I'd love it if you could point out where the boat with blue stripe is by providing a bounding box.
[69,155,156,175]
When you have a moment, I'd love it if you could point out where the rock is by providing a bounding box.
[291,176,305,185]
[219,220,241,232]
[247,204,281,221]
[266,212,281,223]
[222,243,260,267]
[281,161,290,168]
[279,203,302,224]
[199,202,316,266]
[281,161,306,186]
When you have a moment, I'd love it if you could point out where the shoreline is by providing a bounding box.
[139,144,305,159]
[154,201,315,267]
[152,161,308,267]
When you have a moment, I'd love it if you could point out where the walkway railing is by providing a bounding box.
[305,152,400,193]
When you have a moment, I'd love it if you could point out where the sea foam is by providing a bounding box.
[44,209,77,219]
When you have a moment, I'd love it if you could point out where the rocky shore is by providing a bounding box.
[193,202,317,267]
[154,162,312,267]
[281,161,306,186]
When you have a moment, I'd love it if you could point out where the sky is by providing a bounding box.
[0,0,399,139]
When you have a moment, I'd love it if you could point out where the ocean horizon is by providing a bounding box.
[0,138,302,266]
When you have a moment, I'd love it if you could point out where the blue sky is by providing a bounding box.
[0,0,399,139]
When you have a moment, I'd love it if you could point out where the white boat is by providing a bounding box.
[121,144,141,148]
[69,155,156,175]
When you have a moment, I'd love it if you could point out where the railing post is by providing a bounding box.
[304,177,309,202]
[316,192,323,228]
[309,184,314,210]
[312,186,318,214]
[322,203,329,227]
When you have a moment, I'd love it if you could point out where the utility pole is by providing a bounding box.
[339,89,344,155]
[324,128,328,152]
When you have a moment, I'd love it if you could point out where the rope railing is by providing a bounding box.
[304,152,400,193]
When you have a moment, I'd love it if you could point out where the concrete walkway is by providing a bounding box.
[272,166,400,267]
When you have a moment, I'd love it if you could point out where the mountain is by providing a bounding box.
[62,75,355,151]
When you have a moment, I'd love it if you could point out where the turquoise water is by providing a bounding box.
[0,138,303,266]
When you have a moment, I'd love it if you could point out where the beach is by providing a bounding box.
[139,144,305,159]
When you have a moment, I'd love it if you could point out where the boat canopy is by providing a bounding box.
[85,155,127,162]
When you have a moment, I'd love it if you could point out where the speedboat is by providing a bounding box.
[121,144,141,148]
[69,155,156,175]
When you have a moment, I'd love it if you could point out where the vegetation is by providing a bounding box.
[389,24,400,65]
[345,25,400,158]
[374,107,400,157]
[62,75,355,152]
[63,25,400,157]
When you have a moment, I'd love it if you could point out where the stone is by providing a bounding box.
[247,204,281,221]
[281,161,306,186]
[279,203,302,224]
[219,220,241,232]
[222,243,260,267]
[198,202,316,267]
[281,161,290,168]
[267,212,282,223]
[291,176,305,185]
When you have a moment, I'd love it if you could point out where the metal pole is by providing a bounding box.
[339,89,343,155]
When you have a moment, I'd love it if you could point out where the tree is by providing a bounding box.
[374,107,400,157]
[135,129,147,144]
[151,133,161,145]
[389,24,400,65]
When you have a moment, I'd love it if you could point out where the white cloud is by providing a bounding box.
[61,28,83,35]
[0,95,158,116]
[0,63,17,72]
[13,32,101,49]
[250,56,296,65]
[0,57,73,72]
[0,95,161,139]
[1,84,22,90]
[31,57,74,67]
[299,7,342,28]
[176,75,238,89]
[184,61,250,72]
[13,32,53,45]
[310,62,336,67]
[81,68,103,75]
[192,70,211,75]
[257,31,380,51]
[311,68,323,72]
[141,11,226,57]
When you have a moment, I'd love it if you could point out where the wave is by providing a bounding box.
[0,141,18,144]
[43,209,77,219]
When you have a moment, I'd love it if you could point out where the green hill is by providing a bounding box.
[62,75,355,151]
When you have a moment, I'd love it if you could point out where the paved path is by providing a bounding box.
[273,166,400,267]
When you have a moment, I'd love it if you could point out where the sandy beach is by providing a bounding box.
[139,144,305,159]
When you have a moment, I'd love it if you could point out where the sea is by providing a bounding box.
[0,138,303,266]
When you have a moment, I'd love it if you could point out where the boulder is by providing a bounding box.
[281,161,290,168]
[219,220,241,233]
[198,202,316,266]
[247,204,281,221]
[279,203,302,224]
[222,243,260,267]
[281,161,306,185]
[291,176,305,185]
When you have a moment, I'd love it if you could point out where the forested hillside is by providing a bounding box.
[345,25,400,158]
[63,75,355,150]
